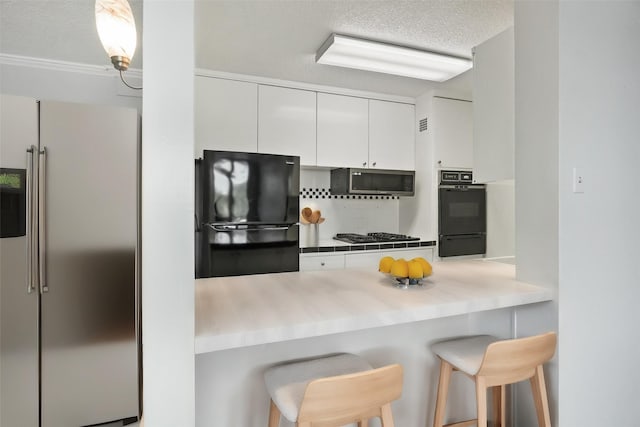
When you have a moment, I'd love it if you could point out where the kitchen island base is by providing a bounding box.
[196,307,529,427]
[195,260,553,426]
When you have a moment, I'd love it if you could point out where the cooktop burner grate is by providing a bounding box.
[334,232,420,244]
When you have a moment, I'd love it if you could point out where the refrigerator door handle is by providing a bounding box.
[38,146,48,293]
[207,224,294,232]
[26,146,36,294]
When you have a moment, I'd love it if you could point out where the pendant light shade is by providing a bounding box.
[95,0,137,71]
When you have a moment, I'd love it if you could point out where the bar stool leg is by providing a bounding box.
[268,399,281,427]
[433,359,453,427]
[492,385,506,427]
[530,365,551,427]
[380,403,395,427]
[476,377,488,427]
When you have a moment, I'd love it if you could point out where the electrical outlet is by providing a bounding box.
[573,168,584,193]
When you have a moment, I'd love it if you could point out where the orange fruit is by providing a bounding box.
[412,257,433,277]
[408,260,424,279]
[378,256,395,273]
[390,259,409,278]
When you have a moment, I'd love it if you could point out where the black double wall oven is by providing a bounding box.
[195,151,300,278]
[438,170,487,257]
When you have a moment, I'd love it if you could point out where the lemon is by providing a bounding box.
[412,257,433,277]
[408,260,424,279]
[378,256,395,273]
[390,259,409,278]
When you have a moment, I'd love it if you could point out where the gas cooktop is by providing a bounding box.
[334,232,421,244]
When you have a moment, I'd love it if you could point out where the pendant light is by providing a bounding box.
[95,0,141,89]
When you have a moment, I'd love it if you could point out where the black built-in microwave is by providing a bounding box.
[330,168,415,196]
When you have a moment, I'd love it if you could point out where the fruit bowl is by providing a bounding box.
[378,256,433,289]
[383,273,425,288]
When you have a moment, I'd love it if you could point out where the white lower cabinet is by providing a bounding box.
[299,254,346,272]
[345,248,434,269]
[300,247,434,272]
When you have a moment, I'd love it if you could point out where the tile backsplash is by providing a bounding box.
[299,168,399,242]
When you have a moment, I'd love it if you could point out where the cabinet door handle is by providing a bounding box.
[362,162,367,167]
[372,162,377,167]
[320,262,325,267]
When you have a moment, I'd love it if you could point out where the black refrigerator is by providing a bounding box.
[195,151,300,278]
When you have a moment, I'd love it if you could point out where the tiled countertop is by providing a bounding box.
[299,239,436,253]
[195,260,553,354]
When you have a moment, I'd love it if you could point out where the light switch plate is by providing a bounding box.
[573,168,584,193]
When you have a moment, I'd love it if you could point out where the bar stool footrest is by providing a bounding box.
[444,419,477,427]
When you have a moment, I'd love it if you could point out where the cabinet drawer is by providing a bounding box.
[299,254,345,272]
[345,247,434,269]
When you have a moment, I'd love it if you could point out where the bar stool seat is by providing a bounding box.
[431,332,557,427]
[264,353,403,427]
[431,335,500,375]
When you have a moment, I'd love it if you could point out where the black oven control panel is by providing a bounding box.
[440,170,473,185]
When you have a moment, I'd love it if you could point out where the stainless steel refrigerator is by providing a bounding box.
[0,95,140,426]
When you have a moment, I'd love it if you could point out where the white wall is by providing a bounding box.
[514,1,559,425]
[0,58,142,111]
[141,0,195,425]
[516,1,640,426]
[557,2,640,425]
[399,91,435,241]
[485,181,515,258]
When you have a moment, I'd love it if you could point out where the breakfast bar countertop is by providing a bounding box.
[195,260,553,354]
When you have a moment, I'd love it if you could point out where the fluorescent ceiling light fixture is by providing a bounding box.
[316,34,472,82]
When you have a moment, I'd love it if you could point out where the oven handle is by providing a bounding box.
[439,184,485,190]
[440,233,486,240]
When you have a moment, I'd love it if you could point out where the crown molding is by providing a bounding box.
[0,53,142,79]
[195,68,416,105]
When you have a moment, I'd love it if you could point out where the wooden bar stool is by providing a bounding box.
[264,353,403,427]
[431,332,557,427]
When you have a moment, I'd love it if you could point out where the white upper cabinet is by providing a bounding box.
[369,100,415,170]
[194,76,258,156]
[432,97,473,170]
[258,85,317,165]
[316,93,369,168]
[472,27,514,183]
[195,77,416,170]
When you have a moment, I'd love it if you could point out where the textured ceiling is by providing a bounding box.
[195,0,513,97]
[0,0,145,69]
[1,0,513,97]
